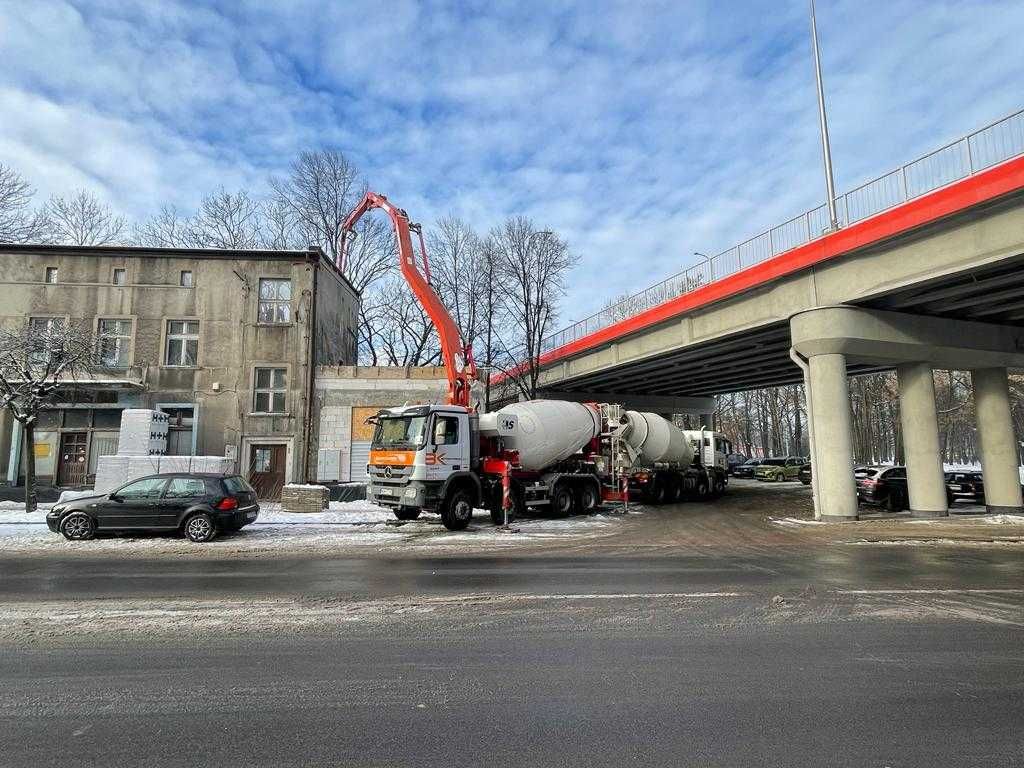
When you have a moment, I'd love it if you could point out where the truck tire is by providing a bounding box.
[394,506,421,521]
[577,482,599,513]
[551,483,575,518]
[645,480,667,505]
[664,477,681,504]
[695,477,710,500]
[441,488,474,531]
[712,474,726,496]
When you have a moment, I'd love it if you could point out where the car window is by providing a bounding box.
[223,476,253,494]
[164,478,206,498]
[762,459,786,466]
[432,415,459,445]
[116,477,167,499]
[885,467,907,479]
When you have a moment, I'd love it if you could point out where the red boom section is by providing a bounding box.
[339,192,477,407]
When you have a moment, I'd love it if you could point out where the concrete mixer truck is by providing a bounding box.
[337,192,730,530]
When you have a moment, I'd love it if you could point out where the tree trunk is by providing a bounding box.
[22,421,37,513]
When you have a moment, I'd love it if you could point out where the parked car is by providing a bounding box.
[855,465,908,511]
[725,453,749,475]
[754,457,806,482]
[732,459,762,479]
[944,471,985,505]
[46,473,259,543]
[797,463,812,485]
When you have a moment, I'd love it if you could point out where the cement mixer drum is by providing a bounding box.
[493,400,602,471]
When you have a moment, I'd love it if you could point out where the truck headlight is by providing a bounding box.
[404,488,417,499]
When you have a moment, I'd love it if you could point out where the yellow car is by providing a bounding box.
[754,457,806,482]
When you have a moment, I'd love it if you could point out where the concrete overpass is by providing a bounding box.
[514,108,1024,520]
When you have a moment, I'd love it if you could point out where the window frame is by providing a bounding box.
[95,317,134,369]
[114,477,168,500]
[44,267,58,284]
[163,318,201,368]
[112,268,127,286]
[252,366,288,414]
[180,270,193,288]
[257,277,293,325]
[27,315,69,367]
[163,477,206,499]
[432,415,459,446]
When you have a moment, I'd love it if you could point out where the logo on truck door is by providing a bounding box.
[425,451,448,466]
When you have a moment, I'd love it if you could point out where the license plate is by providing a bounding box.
[246,512,258,520]
[377,487,395,496]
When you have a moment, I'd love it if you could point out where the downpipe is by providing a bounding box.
[789,347,821,520]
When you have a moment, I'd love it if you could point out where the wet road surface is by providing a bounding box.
[2,482,1023,766]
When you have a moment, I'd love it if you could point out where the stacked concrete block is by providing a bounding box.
[118,409,169,456]
[280,484,329,513]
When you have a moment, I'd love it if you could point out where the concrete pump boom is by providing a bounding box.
[338,191,477,408]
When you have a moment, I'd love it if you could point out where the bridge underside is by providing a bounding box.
[540,255,1024,399]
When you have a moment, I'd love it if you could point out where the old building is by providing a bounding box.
[0,243,359,497]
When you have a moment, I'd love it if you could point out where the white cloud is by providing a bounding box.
[0,0,1022,328]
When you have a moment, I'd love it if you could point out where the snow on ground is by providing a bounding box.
[771,512,1024,528]
[0,498,635,555]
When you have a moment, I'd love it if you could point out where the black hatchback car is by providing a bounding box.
[732,459,762,479]
[46,473,259,543]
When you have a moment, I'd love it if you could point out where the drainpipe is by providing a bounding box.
[302,252,319,482]
[789,347,821,519]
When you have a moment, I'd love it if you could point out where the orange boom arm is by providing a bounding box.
[338,192,477,408]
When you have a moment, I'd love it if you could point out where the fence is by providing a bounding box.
[540,107,1024,354]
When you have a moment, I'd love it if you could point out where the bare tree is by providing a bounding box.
[133,204,193,248]
[189,188,263,249]
[490,217,576,401]
[259,197,302,250]
[270,150,395,290]
[359,277,440,367]
[0,319,105,512]
[0,164,48,243]
[45,189,127,246]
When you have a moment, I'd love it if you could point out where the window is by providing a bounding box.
[258,278,292,323]
[253,367,286,413]
[165,320,199,366]
[224,476,254,494]
[112,268,126,286]
[97,318,132,368]
[432,415,459,445]
[45,267,58,284]
[28,317,64,366]
[164,478,206,498]
[180,270,193,287]
[115,477,167,499]
[252,447,272,472]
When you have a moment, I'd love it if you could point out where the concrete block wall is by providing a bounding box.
[313,366,448,483]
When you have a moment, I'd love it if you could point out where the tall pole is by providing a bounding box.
[810,0,839,231]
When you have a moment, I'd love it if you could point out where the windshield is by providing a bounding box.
[372,416,427,449]
[761,458,787,467]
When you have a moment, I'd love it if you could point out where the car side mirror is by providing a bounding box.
[109,494,123,503]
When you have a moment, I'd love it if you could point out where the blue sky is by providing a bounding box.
[2,0,1023,327]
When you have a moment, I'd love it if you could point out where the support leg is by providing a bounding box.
[897,363,948,517]
[971,367,1023,513]
[808,354,858,520]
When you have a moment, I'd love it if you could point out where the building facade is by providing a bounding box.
[0,244,359,497]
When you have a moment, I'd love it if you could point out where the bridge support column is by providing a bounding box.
[897,363,948,517]
[807,353,859,520]
[971,367,1023,514]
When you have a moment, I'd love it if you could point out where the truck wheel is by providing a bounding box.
[394,506,421,521]
[441,489,474,531]
[551,484,575,518]
[711,475,726,497]
[577,482,599,513]
[695,478,710,500]
[646,481,667,505]
[665,478,681,504]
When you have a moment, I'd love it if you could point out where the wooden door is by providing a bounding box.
[249,444,286,499]
[57,432,89,487]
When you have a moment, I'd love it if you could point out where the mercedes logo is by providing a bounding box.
[384,466,393,478]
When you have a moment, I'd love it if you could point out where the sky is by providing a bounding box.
[2,0,1023,329]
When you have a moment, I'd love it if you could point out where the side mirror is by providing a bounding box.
[109,494,123,503]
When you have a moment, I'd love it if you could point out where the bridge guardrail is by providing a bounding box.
[541,108,1024,354]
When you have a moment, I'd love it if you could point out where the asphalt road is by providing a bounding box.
[2,492,1023,766]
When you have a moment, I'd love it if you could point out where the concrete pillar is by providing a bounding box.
[971,367,1024,513]
[897,363,948,517]
[808,353,859,520]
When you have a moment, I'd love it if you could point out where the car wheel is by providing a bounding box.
[183,512,217,542]
[60,512,95,541]
[885,492,904,513]
[394,506,421,521]
[441,489,473,531]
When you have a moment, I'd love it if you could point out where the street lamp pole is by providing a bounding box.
[810,0,839,231]
[693,251,714,281]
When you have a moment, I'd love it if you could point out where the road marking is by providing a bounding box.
[836,589,1024,595]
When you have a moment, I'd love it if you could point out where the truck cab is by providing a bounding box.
[366,404,482,529]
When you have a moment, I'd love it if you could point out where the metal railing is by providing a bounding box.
[541,107,1024,354]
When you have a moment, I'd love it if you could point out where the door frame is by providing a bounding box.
[156,402,199,456]
[56,431,89,487]
[240,436,293,485]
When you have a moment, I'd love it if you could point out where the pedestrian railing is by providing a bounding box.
[540,107,1024,354]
